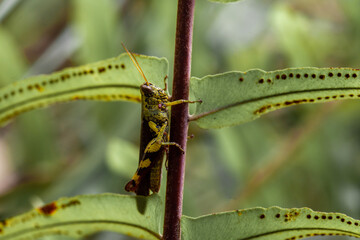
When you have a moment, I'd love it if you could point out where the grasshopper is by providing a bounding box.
[122,44,199,196]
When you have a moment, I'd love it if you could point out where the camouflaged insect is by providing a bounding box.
[122,44,198,196]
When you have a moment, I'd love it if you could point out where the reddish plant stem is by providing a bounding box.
[163,0,195,239]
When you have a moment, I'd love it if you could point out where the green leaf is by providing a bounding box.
[181,206,360,240]
[190,67,360,128]
[0,53,168,127]
[0,193,163,240]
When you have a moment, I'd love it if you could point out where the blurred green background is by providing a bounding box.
[0,0,359,239]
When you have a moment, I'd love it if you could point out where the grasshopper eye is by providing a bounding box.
[141,84,153,95]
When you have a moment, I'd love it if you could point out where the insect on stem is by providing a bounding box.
[122,43,201,196]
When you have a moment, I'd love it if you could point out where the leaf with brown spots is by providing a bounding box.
[181,206,360,240]
[190,68,360,128]
[0,53,168,127]
[0,194,163,240]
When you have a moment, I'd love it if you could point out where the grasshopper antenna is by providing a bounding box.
[121,43,149,85]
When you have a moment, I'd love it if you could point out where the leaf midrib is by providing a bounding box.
[0,84,140,115]
[239,226,360,240]
[1,219,161,240]
[191,87,360,121]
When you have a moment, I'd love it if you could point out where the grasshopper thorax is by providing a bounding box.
[140,82,169,124]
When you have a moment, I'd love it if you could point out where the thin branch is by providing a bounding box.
[163,0,195,239]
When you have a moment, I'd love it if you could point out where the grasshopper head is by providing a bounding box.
[140,83,158,98]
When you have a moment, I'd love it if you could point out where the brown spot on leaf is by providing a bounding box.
[296,74,301,78]
[312,74,316,78]
[239,77,244,82]
[98,67,106,73]
[284,210,300,222]
[61,200,81,209]
[345,73,350,78]
[38,202,58,216]
[0,220,7,227]
[337,73,342,77]
[319,75,325,79]
[258,79,264,84]
[121,64,126,69]
[328,72,333,77]
[352,73,357,78]
[35,84,44,92]
[281,74,287,80]
[260,214,265,219]
[60,74,69,81]
[255,106,267,114]
[304,73,309,78]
